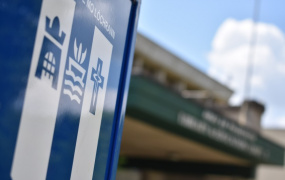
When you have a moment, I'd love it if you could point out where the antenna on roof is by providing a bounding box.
[241,0,261,125]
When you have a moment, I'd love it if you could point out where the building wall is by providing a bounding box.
[256,129,285,180]
[116,169,251,180]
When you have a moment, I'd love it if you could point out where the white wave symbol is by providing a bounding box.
[64,80,83,96]
[65,69,85,88]
[63,89,81,104]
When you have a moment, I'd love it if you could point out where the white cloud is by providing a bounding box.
[208,18,285,128]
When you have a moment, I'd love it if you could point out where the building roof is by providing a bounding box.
[135,34,233,103]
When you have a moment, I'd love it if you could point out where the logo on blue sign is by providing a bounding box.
[90,58,104,115]
[63,38,87,104]
[35,16,66,90]
[12,0,115,179]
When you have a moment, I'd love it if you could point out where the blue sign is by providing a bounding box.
[0,0,140,179]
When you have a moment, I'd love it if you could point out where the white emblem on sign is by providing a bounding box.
[11,0,76,179]
[12,1,114,179]
[63,39,87,104]
[34,16,66,90]
[71,26,113,180]
[90,58,104,114]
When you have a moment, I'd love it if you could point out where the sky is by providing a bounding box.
[137,0,285,129]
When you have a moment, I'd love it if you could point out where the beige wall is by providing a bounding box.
[116,169,250,180]
[256,129,285,180]
[116,169,141,180]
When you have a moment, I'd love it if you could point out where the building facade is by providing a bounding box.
[116,34,284,180]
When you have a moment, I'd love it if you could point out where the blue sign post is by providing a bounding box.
[0,0,141,179]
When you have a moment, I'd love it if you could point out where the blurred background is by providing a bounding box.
[116,0,285,180]
[138,0,285,129]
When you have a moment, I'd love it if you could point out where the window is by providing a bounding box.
[42,51,56,82]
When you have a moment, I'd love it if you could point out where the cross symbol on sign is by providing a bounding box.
[90,58,104,115]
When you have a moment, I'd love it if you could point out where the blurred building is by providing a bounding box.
[116,34,284,180]
[256,129,285,180]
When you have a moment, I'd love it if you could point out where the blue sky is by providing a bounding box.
[137,0,285,128]
[138,0,255,71]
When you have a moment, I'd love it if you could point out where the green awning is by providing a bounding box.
[126,75,285,166]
